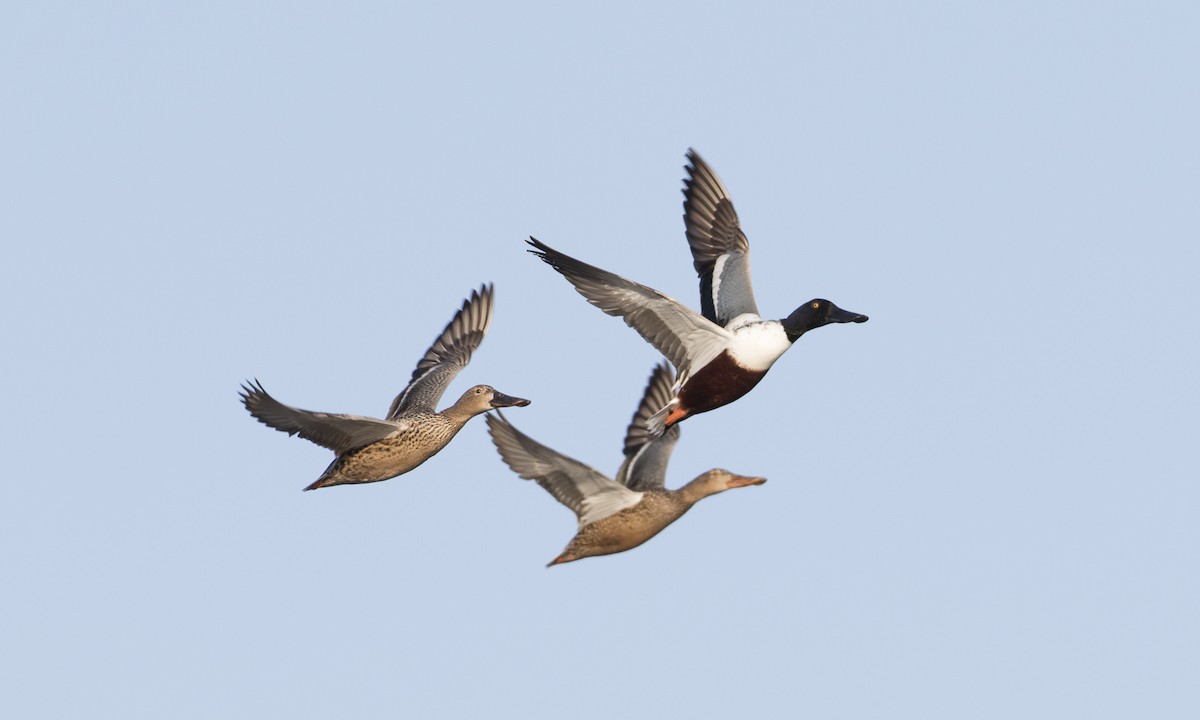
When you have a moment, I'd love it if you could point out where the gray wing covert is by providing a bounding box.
[240,380,400,454]
[486,412,642,527]
[683,149,761,326]
[387,284,493,419]
[526,238,730,387]
[615,362,681,491]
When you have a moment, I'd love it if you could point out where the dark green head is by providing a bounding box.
[782,299,868,342]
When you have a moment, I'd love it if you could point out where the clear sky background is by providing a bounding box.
[3,2,1197,718]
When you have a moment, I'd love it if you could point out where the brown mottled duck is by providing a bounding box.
[487,362,764,566]
[242,284,529,491]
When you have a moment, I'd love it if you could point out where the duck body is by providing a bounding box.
[658,303,865,428]
[241,284,531,491]
[526,148,867,436]
[669,314,787,419]
[304,408,469,491]
[487,362,766,566]
[549,489,694,565]
[668,349,769,427]
[545,469,766,566]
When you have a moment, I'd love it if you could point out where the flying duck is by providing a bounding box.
[487,362,766,566]
[527,149,867,434]
[241,284,530,491]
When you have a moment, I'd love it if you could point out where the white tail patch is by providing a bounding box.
[645,399,678,437]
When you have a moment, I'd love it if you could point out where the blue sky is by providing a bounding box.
[2,2,1197,717]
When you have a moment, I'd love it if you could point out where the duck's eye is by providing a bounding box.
[811,301,820,310]
[475,387,484,394]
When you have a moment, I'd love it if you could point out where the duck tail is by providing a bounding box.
[547,553,575,567]
[645,403,672,437]
[303,462,341,491]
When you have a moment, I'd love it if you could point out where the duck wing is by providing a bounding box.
[240,380,401,453]
[526,238,731,389]
[616,362,681,492]
[682,149,760,326]
[387,284,493,419]
[486,412,643,528]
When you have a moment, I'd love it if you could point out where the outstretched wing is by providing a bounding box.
[682,149,760,326]
[615,362,681,492]
[526,237,730,388]
[240,380,400,454]
[486,411,643,528]
[387,284,493,418]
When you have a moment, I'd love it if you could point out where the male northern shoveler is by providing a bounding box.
[527,148,866,435]
[487,362,766,566]
[241,284,530,491]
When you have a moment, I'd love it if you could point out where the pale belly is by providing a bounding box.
[566,496,690,557]
[321,418,463,484]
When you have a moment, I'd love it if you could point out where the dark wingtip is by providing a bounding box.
[526,237,555,265]
[239,378,267,409]
[468,282,494,309]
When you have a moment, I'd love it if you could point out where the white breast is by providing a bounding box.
[727,320,790,372]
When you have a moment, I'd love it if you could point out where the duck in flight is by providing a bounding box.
[527,149,867,435]
[487,362,766,566]
[241,284,530,491]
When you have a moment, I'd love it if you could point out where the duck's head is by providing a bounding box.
[458,385,531,414]
[685,468,768,502]
[783,299,868,341]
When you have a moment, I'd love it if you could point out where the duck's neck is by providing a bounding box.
[782,306,821,342]
[441,402,484,426]
[675,477,721,506]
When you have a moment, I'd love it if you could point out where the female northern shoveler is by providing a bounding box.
[487,362,766,566]
[527,149,867,435]
[241,284,530,491]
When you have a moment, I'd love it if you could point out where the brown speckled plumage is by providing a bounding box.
[306,405,484,490]
[241,284,530,491]
[548,477,755,566]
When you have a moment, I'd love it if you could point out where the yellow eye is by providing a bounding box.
[811,301,820,309]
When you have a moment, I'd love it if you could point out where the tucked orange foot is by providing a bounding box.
[664,407,690,428]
